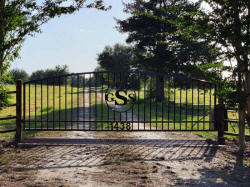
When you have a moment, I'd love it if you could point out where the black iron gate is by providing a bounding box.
[22,71,217,131]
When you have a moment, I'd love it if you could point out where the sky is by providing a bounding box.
[13,0,130,74]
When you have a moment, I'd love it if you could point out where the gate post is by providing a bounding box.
[215,104,226,144]
[15,80,22,145]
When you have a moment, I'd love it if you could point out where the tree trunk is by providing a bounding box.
[245,73,250,130]
[156,76,164,102]
[0,0,5,80]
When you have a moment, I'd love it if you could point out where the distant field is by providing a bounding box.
[0,84,249,141]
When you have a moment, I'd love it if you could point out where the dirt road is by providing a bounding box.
[0,129,249,187]
[0,90,250,186]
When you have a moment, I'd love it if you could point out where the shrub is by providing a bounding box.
[0,83,10,110]
[30,65,69,85]
[9,69,29,83]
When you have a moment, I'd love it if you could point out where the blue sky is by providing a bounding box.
[13,0,130,74]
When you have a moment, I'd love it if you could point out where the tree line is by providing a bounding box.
[7,65,69,84]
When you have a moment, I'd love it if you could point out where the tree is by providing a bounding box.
[97,43,135,71]
[9,68,29,82]
[30,65,69,85]
[181,0,249,152]
[0,63,11,109]
[116,0,219,101]
[207,0,250,153]
[0,0,109,78]
[0,0,109,107]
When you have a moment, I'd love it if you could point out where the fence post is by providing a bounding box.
[215,104,225,144]
[15,80,22,145]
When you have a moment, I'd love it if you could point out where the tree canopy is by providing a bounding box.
[97,43,135,72]
[0,0,109,75]
[9,68,29,82]
[0,0,108,107]
[116,0,219,79]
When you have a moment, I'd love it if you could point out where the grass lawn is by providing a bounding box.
[0,84,81,140]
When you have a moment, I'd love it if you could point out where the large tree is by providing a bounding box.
[116,0,219,101]
[0,0,108,107]
[179,0,249,152]
[205,0,250,152]
[175,0,249,152]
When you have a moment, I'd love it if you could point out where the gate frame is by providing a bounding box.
[15,79,22,144]
[17,72,227,144]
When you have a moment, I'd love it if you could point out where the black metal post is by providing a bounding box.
[15,80,22,145]
[215,104,226,144]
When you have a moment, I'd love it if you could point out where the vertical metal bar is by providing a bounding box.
[77,75,80,130]
[89,74,91,130]
[144,77,146,130]
[59,77,61,129]
[23,83,26,130]
[161,78,164,130]
[138,73,140,129]
[53,79,55,130]
[71,76,73,129]
[191,80,194,129]
[126,72,128,122]
[29,83,30,129]
[167,79,170,130]
[41,80,43,129]
[113,72,116,123]
[35,81,37,129]
[209,83,212,130]
[186,83,188,130]
[47,79,49,129]
[101,73,104,130]
[149,75,152,130]
[197,81,200,130]
[131,74,134,130]
[120,72,122,123]
[15,80,22,144]
[155,77,158,130]
[173,81,176,130]
[179,83,182,130]
[65,76,67,129]
[83,75,85,129]
[107,73,110,129]
[95,73,97,130]
[214,84,217,130]
[203,83,206,130]
[126,73,128,122]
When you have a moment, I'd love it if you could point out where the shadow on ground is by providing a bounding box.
[2,138,249,186]
[15,138,218,170]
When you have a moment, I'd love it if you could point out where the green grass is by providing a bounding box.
[92,86,249,140]
[0,84,82,140]
[91,87,214,131]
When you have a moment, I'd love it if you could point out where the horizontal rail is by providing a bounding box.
[224,132,250,140]
[8,104,16,107]
[24,70,216,85]
[23,128,217,132]
[225,119,248,124]
[7,91,16,94]
[23,120,215,123]
[0,116,16,121]
[224,132,238,136]
[0,129,16,133]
